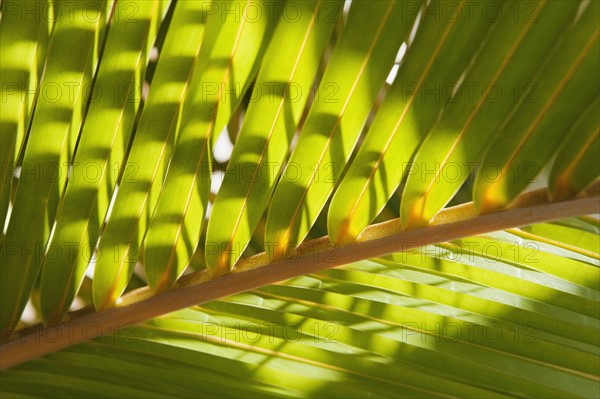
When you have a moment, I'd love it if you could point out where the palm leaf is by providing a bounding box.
[1,0,110,335]
[399,0,581,228]
[473,0,599,212]
[0,0,53,233]
[330,0,503,241]
[2,220,598,397]
[0,1,598,396]
[206,0,343,274]
[548,97,600,201]
[265,0,413,259]
[142,0,282,287]
[38,0,168,324]
[79,0,208,305]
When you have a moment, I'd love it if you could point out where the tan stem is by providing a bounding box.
[1,189,598,369]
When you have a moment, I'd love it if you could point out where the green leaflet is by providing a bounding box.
[514,221,600,260]
[467,233,600,291]
[400,0,582,227]
[196,300,515,398]
[110,0,280,298]
[0,0,109,338]
[325,264,599,348]
[561,216,600,235]
[474,1,600,213]
[432,239,600,320]
[38,0,168,324]
[265,0,410,260]
[142,0,281,291]
[328,0,501,244]
[548,97,600,201]
[0,0,53,236]
[205,0,343,275]
[89,0,212,308]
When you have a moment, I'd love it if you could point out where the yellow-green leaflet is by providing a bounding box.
[90,0,280,302]
[474,0,600,213]
[548,97,600,201]
[205,0,343,275]
[328,0,501,244]
[88,0,213,308]
[0,0,109,333]
[0,0,54,235]
[265,0,412,260]
[38,0,169,324]
[400,0,581,227]
[141,0,281,292]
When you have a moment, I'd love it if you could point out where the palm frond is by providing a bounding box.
[2,219,598,397]
[0,0,598,392]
